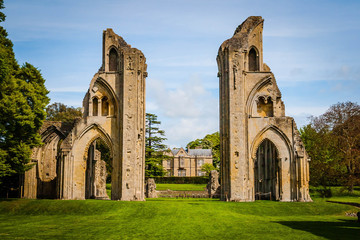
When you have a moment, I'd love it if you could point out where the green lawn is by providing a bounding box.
[156,183,206,191]
[0,196,359,239]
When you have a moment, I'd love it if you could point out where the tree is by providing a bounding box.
[0,0,49,195]
[300,124,341,187]
[145,113,168,177]
[300,102,360,191]
[187,132,220,168]
[46,102,82,123]
[200,163,217,176]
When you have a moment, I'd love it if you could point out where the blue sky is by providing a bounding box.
[3,0,360,147]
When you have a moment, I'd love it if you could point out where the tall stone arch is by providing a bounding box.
[250,126,292,201]
[40,29,147,201]
[217,16,311,202]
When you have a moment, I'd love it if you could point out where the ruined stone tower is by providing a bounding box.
[93,29,147,200]
[22,29,147,201]
[217,16,311,202]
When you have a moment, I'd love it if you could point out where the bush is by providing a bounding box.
[146,176,208,184]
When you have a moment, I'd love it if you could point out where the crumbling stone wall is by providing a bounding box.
[217,16,311,202]
[145,178,157,198]
[22,29,147,201]
[207,170,220,198]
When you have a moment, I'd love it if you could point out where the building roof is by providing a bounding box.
[171,148,181,155]
[188,149,212,157]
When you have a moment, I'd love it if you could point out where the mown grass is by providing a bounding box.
[1,186,358,239]
[156,183,207,191]
[0,197,359,239]
[310,186,360,204]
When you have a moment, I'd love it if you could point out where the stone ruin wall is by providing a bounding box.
[217,16,311,202]
[22,17,311,202]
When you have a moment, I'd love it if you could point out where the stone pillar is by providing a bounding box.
[58,150,73,199]
[145,178,157,198]
[22,160,38,199]
[207,170,220,198]
[93,149,109,199]
[100,29,147,201]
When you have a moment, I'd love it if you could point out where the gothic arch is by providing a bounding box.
[71,123,114,200]
[248,46,259,71]
[82,133,113,161]
[93,77,119,114]
[250,125,293,201]
[250,125,292,160]
[77,123,113,152]
[41,125,66,143]
[108,47,119,71]
[246,76,272,115]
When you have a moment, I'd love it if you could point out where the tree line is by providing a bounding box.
[300,102,360,191]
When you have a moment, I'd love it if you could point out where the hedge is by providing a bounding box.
[146,176,209,184]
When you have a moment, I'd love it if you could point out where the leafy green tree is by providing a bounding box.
[300,124,341,187]
[200,163,217,176]
[300,102,360,191]
[145,113,167,177]
[187,132,220,168]
[46,102,82,123]
[0,0,49,194]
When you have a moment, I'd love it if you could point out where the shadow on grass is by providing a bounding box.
[0,198,19,202]
[276,219,360,240]
[326,200,360,208]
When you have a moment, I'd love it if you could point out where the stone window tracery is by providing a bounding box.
[256,96,273,117]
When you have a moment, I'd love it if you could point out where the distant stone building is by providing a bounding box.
[217,16,311,202]
[21,29,147,201]
[163,148,213,177]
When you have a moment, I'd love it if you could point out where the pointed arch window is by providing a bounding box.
[102,97,109,116]
[93,97,99,116]
[249,47,259,71]
[109,48,118,71]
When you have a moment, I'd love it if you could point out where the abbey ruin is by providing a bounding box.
[22,29,147,201]
[217,16,311,202]
[21,16,311,202]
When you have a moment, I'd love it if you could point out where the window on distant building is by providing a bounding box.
[197,159,204,167]
[167,160,171,168]
[178,169,186,177]
[179,158,185,168]
[197,171,205,176]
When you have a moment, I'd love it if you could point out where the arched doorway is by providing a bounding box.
[254,139,280,200]
[85,138,112,199]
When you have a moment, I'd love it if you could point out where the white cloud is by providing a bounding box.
[146,76,219,147]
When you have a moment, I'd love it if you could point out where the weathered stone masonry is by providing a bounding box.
[22,29,147,201]
[22,17,311,202]
[217,16,311,202]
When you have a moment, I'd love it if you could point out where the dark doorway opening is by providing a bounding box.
[254,139,280,200]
